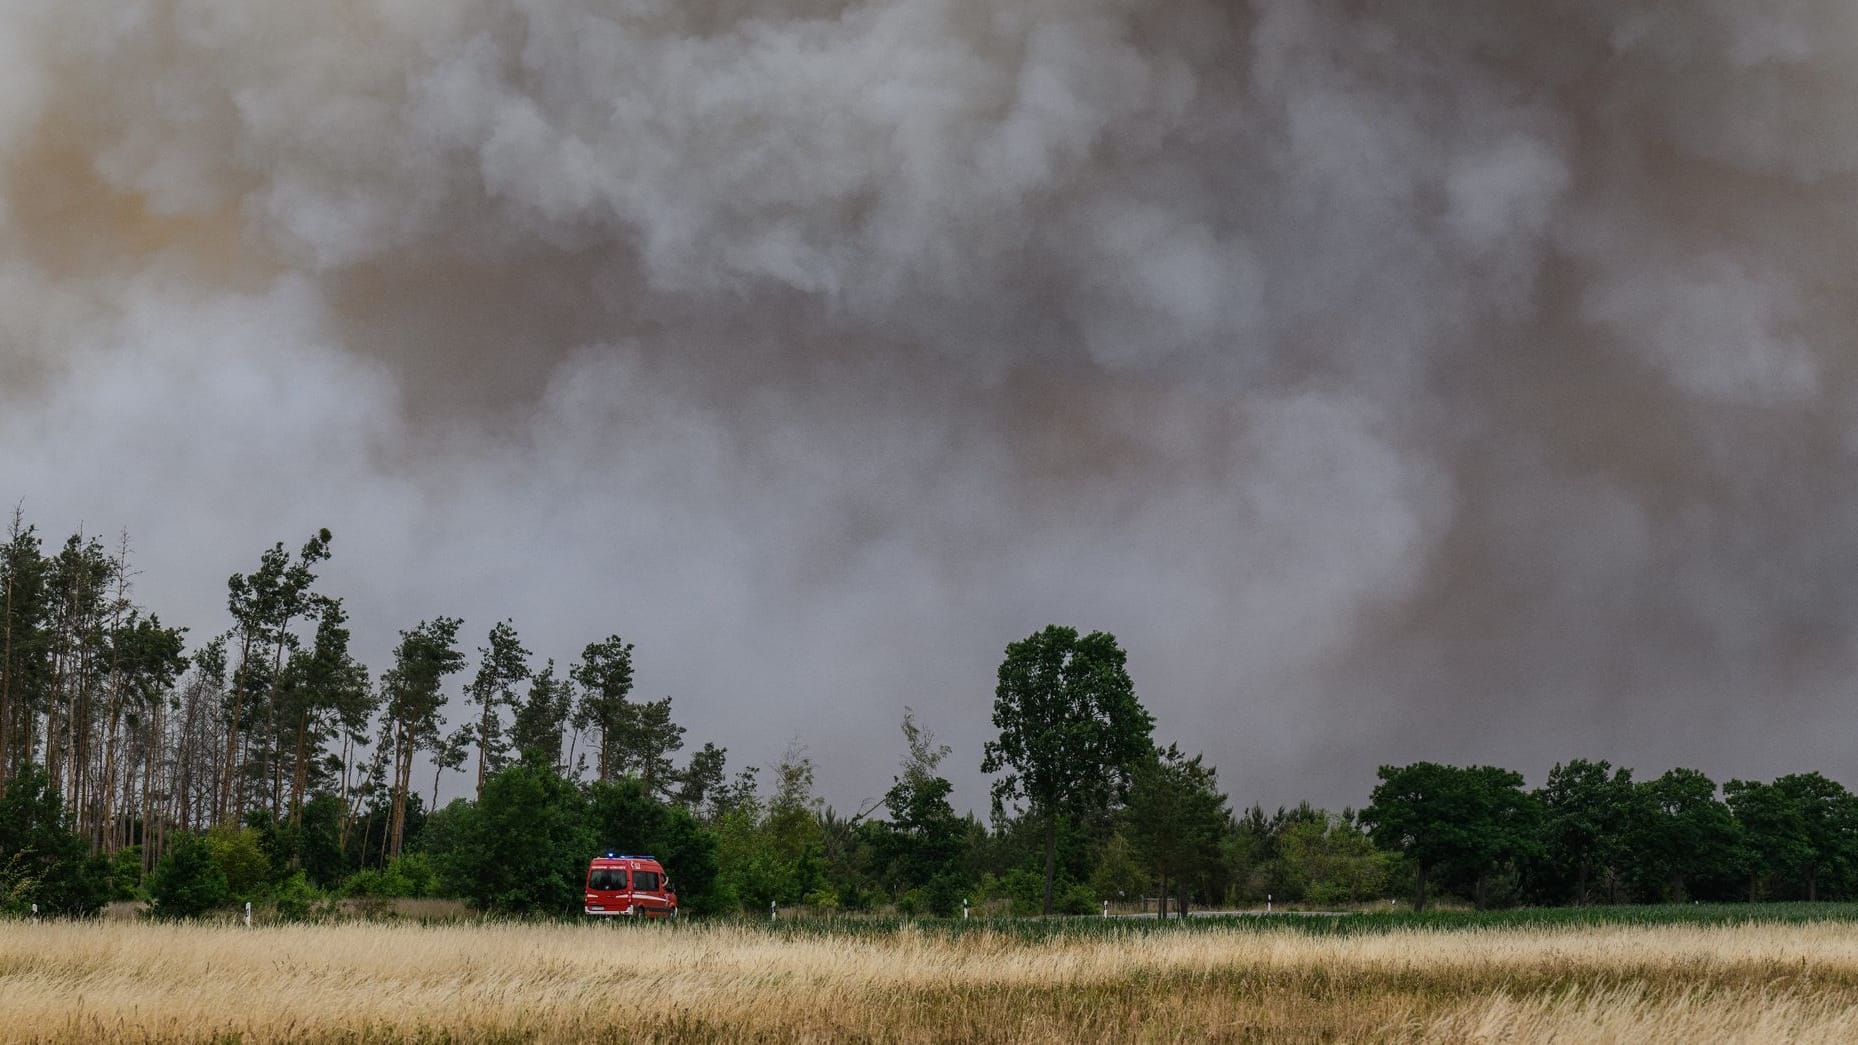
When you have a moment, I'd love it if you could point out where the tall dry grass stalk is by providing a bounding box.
[2,919,1857,1042]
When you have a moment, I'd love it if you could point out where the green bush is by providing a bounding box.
[991,870,1095,916]
[1306,880,1348,907]
[705,878,741,916]
[272,871,331,922]
[242,810,300,889]
[296,795,349,889]
[340,867,410,899]
[836,881,875,912]
[1058,882,1097,916]
[972,872,1002,909]
[204,827,271,901]
[718,849,793,914]
[108,846,144,901]
[0,764,109,916]
[150,835,229,919]
[924,874,967,917]
[389,853,438,897]
[438,763,593,915]
[339,854,439,900]
[0,852,35,915]
[1001,869,1046,916]
[1088,833,1147,903]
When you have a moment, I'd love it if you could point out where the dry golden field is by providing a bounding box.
[3,917,1858,1043]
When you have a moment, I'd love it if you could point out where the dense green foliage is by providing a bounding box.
[148,834,229,918]
[982,626,1154,915]
[438,762,591,914]
[1124,745,1228,916]
[0,764,107,915]
[3,506,1857,922]
[1363,763,1540,910]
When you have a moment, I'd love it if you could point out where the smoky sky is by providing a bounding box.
[2,0,1857,814]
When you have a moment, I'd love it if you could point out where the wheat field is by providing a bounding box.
[2,917,1857,1042]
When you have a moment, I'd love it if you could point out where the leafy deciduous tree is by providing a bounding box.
[149,832,229,919]
[1628,767,1741,902]
[1535,759,1638,904]
[1726,772,1856,902]
[1276,813,1389,906]
[981,626,1154,916]
[438,762,594,916]
[1364,762,1539,911]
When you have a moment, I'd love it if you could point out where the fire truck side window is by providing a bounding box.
[589,869,626,890]
[632,871,661,892]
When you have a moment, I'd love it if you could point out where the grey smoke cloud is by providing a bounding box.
[2,1,1856,811]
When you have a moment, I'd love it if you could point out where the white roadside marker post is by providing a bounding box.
[1101,900,1109,919]
[962,899,969,921]
[770,901,777,923]
[30,904,37,923]
[1266,894,1272,914]
[244,902,252,928]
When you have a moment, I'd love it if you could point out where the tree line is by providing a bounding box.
[1,512,1851,918]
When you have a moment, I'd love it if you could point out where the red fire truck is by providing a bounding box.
[584,853,677,918]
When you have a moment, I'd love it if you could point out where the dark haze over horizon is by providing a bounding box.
[2,1,1856,815]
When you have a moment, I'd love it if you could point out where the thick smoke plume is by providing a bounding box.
[2,0,1856,809]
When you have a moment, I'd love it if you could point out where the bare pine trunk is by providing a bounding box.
[219,633,254,825]
[291,710,309,824]
[44,704,60,798]
[45,611,66,799]
[99,694,124,853]
[117,748,136,853]
[97,540,127,853]
[337,735,354,851]
[68,598,94,832]
[476,700,491,801]
[0,549,13,794]
[270,637,288,821]
[376,785,394,868]
[141,700,159,874]
[176,684,199,838]
[389,722,413,860]
[65,669,83,833]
